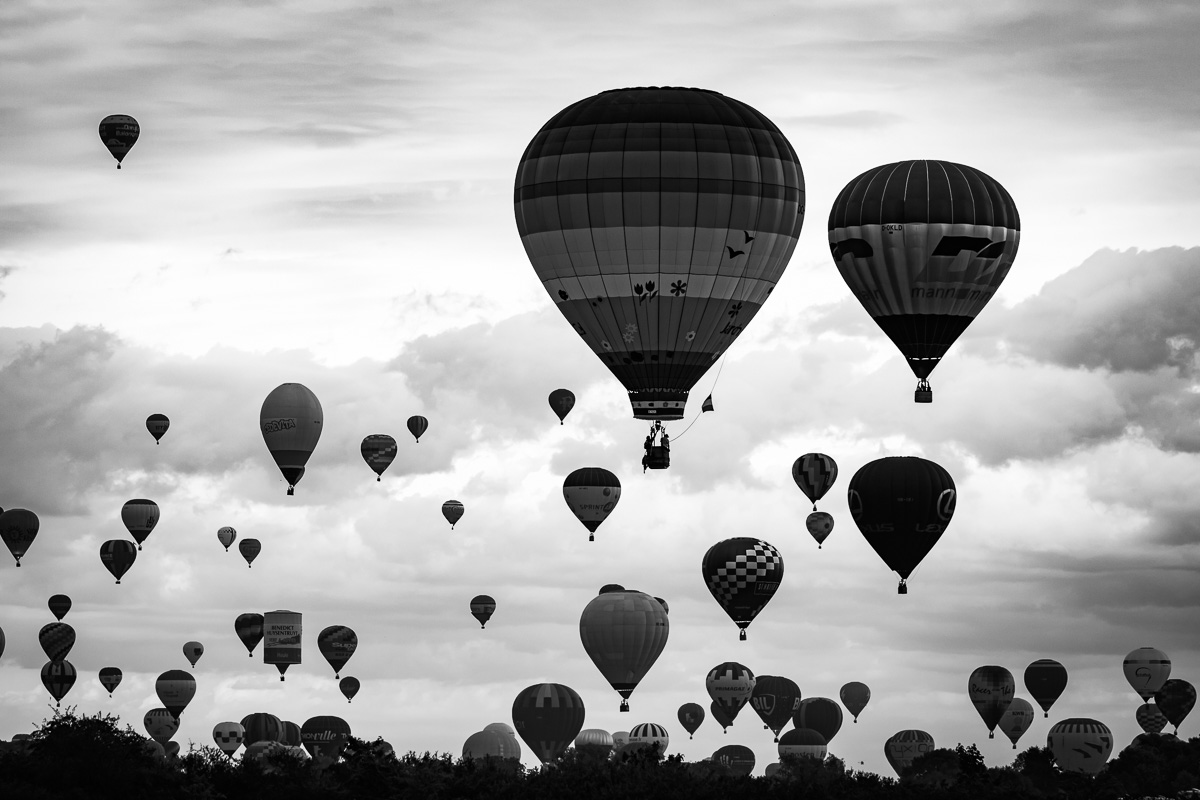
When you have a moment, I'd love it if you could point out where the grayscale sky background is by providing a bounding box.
[1,0,1198,776]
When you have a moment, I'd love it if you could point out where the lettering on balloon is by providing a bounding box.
[262,418,297,434]
[753,581,780,595]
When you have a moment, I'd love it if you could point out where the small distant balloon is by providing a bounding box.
[39,623,76,662]
[317,625,358,678]
[99,539,137,583]
[548,389,575,424]
[183,641,204,668]
[98,115,139,169]
[48,594,72,620]
[1136,702,1168,734]
[839,681,871,722]
[677,703,704,738]
[806,512,834,548]
[563,467,621,541]
[98,667,122,697]
[339,676,360,703]
[1154,679,1196,732]
[792,453,838,510]
[470,595,496,628]
[0,508,39,566]
[239,538,261,567]
[146,413,169,443]
[442,500,464,529]
[360,434,397,481]
[217,526,236,551]
[121,498,159,550]
[41,660,77,706]
[234,613,265,657]
[511,683,585,765]
[1024,659,1068,718]
[406,415,429,442]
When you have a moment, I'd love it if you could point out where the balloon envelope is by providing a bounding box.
[839,681,871,722]
[511,683,586,765]
[339,676,360,702]
[677,703,705,738]
[183,641,204,668]
[793,697,842,744]
[579,590,669,710]
[706,662,755,723]
[239,538,261,567]
[548,389,575,424]
[805,512,834,548]
[778,727,827,760]
[1154,679,1196,730]
[1024,659,1068,717]
[709,700,734,731]
[1124,647,1171,701]
[515,87,805,421]
[406,415,428,442]
[792,453,838,508]
[750,675,801,739]
[712,744,755,776]
[0,508,39,566]
[1047,718,1113,774]
[235,613,265,656]
[442,500,464,528]
[360,434,397,480]
[701,537,783,638]
[301,716,352,762]
[98,667,122,696]
[41,660,76,706]
[121,498,159,549]
[884,730,934,777]
[144,708,178,744]
[260,383,323,495]
[217,526,236,551]
[627,722,669,754]
[241,712,283,745]
[213,722,244,756]
[38,623,75,662]
[968,665,1015,737]
[463,730,507,761]
[155,669,196,718]
[470,594,496,628]
[99,539,136,583]
[998,697,1035,748]
[146,413,169,442]
[574,728,613,758]
[98,115,139,167]
[317,625,358,678]
[1136,702,1168,734]
[563,467,622,539]
[47,594,71,620]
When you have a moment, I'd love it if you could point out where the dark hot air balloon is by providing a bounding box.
[234,612,265,656]
[968,665,1015,738]
[1154,679,1196,732]
[260,383,323,495]
[156,669,196,718]
[579,589,668,711]
[239,538,261,567]
[41,660,76,706]
[563,467,621,541]
[511,683,586,765]
[750,675,802,741]
[1136,702,1168,734]
[712,744,755,776]
[217,526,236,551]
[548,389,575,424]
[47,594,72,621]
[442,500,464,529]
[317,625,357,678]
[98,115,139,168]
[806,512,834,548]
[241,712,283,745]
[144,708,179,744]
[99,667,122,697]
[38,623,75,662]
[778,727,827,760]
[1024,659,1068,718]
[301,716,352,763]
[839,681,871,723]
[677,702,704,739]
[792,453,838,510]
[406,415,428,442]
[360,434,397,481]
[470,595,496,628]
[99,539,136,583]
[339,676,360,703]
[701,537,784,639]
[183,641,204,668]
[707,662,755,724]
[146,413,169,443]
[998,697,1035,749]
[794,697,842,745]
[121,498,159,550]
[710,699,734,733]
[884,729,934,777]
[0,508,39,566]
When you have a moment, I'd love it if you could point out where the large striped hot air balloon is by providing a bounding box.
[260,383,323,496]
[511,683,586,765]
[1046,718,1113,774]
[563,467,621,541]
[317,625,357,679]
[241,712,283,745]
[829,160,1019,402]
[579,589,668,711]
[99,115,139,168]
[626,722,669,754]
[0,508,39,566]
[514,87,805,448]
[144,708,179,744]
[968,665,1015,739]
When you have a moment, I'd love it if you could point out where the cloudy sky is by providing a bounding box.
[2,0,1199,777]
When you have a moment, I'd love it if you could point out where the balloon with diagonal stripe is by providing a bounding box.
[360,434,397,481]
[792,453,838,510]
[39,623,75,662]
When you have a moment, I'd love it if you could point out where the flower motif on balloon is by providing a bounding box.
[670,281,687,296]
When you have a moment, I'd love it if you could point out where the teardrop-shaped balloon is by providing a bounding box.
[339,676,360,703]
[778,728,827,761]
[121,498,159,550]
[706,662,755,724]
[38,622,76,662]
[99,539,137,583]
[234,612,265,656]
[579,589,669,711]
[563,467,621,541]
[839,681,871,723]
[239,538,261,567]
[442,500,464,529]
[709,699,734,732]
[317,625,358,678]
[213,722,245,757]
[677,703,704,738]
[806,512,834,548]
[144,708,179,744]
[156,669,196,718]
[217,526,237,551]
[0,508,39,566]
[511,683,585,765]
[794,697,843,745]
[260,383,323,495]
[712,744,756,776]
[1124,647,1171,701]
[548,389,575,425]
[470,594,496,628]
[515,87,805,421]
[701,538,784,639]
[99,115,139,168]
[47,594,72,621]
[1135,702,1168,734]
[41,660,76,707]
[968,665,1015,738]
[1154,679,1196,731]
[1046,718,1113,774]
[146,413,169,443]
[183,641,204,668]
[998,697,1035,749]
[98,666,122,697]
[750,675,802,740]
[829,160,1020,402]
[848,456,956,593]
[1024,658,1068,717]
[884,729,934,777]
[406,415,428,442]
[279,720,302,747]
[360,434,397,481]
[792,453,838,509]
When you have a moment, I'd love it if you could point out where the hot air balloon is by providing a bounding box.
[969,665,1015,739]
[1024,659,1068,718]
[778,728,827,760]
[98,667,122,697]
[839,681,870,723]
[806,512,834,548]
[1136,702,1168,734]
[707,662,755,723]
[442,500,464,529]
[99,539,136,583]
[317,625,357,678]
[627,722,669,754]
[483,722,521,760]
[611,730,630,753]
[514,87,805,455]
[260,383,323,495]
[549,389,575,425]
[794,697,842,745]
[38,623,75,662]
[1124,647,1171,701]
[1154,679,1196,733]
[750,675,802,741]
[183,641,204,668]
[998,697,1035,749]
[574,728,613,759]
[235,612,265,656]
[712,744,756,776]
[710,700,734,733]
[463,729,508,761]
[213,722,245,757]
[144,708,179,744]
[701,537,784,639]
[847,456,955,593]
[360,434,397,481]
[120,498,158,551]
[884,730,934,777]
[792,453,838,510]
[339,676,360,703]
[511,683,586,765]
[0,508,39,566]
[470,595,496,628]
[1046,718,1113,774]
[579,589,669,711]
[47,594,72,621]
[241,712,283,745]
[156,669,196,718]
[217,526,237,551]
[41,660,76,706]
[263,609,302,680]
[677,703,704,739]
[239,538,261,567]
[98,115,139,168]
[563,467,621,541]
[829,160,1019,402]
[146,413,169,443]
[0,627,7,660]
[279,721,303,747]
[406,415,428,442]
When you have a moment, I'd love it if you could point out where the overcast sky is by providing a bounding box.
[1,0,1198,777]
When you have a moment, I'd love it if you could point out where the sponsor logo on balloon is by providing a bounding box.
[753,582,780,595]
[847,489,862,520]
[262,418,297,434]
[936,489,956,521]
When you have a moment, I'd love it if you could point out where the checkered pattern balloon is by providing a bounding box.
[702,538,784,639]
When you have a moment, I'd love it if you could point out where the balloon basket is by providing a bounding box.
[620,700,629,712]
[914,380,932,403]
[738,629,747,641]
[898,580,907,595]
